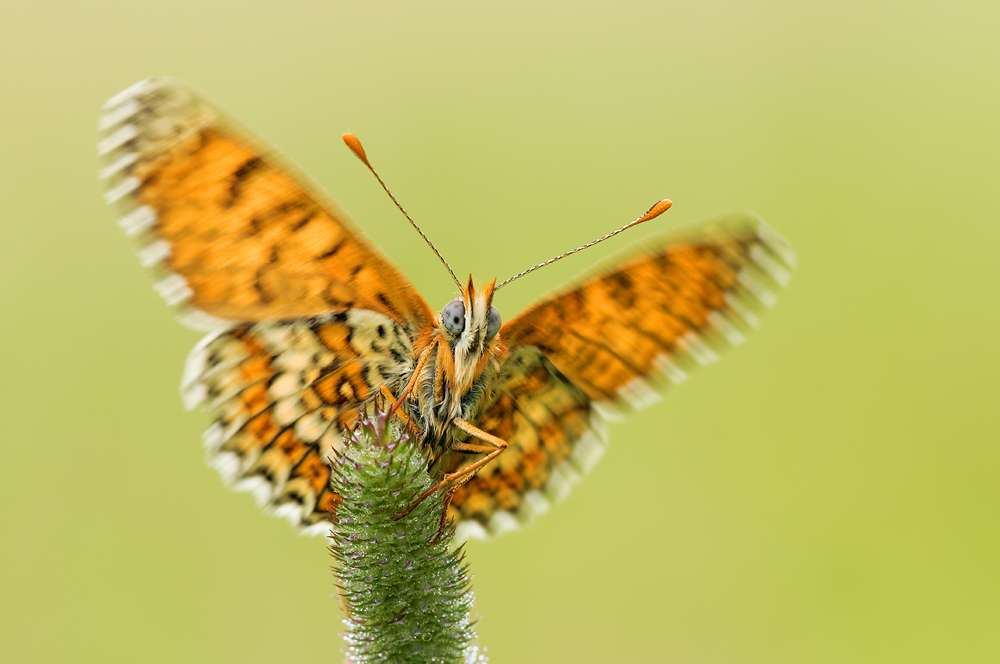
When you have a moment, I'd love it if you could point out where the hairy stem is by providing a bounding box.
[330,411,487,664]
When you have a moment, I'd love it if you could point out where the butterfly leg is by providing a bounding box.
[447,417,509,482]
[430,486,459,545]
[378,385,422,437]
[388,346,432,419]
[395,417,508,542]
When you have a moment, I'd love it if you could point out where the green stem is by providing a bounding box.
[330,410,487,664]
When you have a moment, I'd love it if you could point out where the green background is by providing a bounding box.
[2,1,998,662]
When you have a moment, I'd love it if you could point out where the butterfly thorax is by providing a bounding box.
[410,277,507,467]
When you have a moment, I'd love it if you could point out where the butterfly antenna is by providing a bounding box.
[495,199,673,290]
[343,133,462,289]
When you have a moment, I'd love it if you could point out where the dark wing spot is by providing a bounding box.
[318,237,348,260]
[253,267,274,303]
[609,271,633,291]
[227,157,264,207]
[291,211,317,232]
[608,271,636,307]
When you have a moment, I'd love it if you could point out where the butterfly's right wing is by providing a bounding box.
[98,78,438,533]
[183,309,416,533]
[98,76,434,332]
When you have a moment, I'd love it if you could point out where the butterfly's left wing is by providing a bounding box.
[449,213,794,539]
[501,212,795,408]
[448,346,606,540]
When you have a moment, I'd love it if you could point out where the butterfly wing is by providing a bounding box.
[450,213,794,538]
[501,212,795,408]
[98,76,434,332]
[448,346,606,540]
[182,310,416,532]
[98,77,433,533]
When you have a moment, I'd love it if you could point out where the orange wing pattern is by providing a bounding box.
[502,213,795,411]
[99,78,796,542]
[183,309,416,532]
[441,214,794,538]
[447,346,606,540]
[98,77,433,333]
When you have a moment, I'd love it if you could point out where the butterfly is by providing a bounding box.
[98,77,795,542]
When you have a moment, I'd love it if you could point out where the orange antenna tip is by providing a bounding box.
[342,130,462,289]
[495,197,674,291]
[342,133,371,167]
[637,199,672,224]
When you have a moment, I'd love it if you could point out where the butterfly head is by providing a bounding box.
[439,276,503,372]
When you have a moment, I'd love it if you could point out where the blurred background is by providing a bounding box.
[2,1,998,662]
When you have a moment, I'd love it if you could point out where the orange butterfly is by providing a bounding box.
[98,77,794,542]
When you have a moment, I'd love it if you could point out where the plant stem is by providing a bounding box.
[330,411,487,664]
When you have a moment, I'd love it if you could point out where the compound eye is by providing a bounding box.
[486,305,502,340]
[440,300,466,335]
